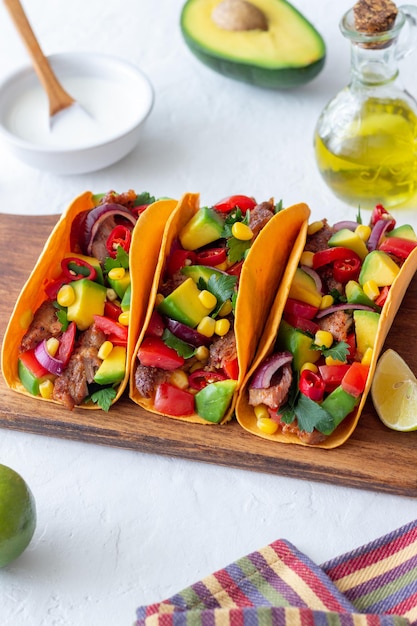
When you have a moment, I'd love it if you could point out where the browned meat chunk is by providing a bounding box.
[304,219,335,254]
[249,363,292,409]
[52,325,106,410]
[249,201,274,239]
[135,365,169,398]
[318,310,353,343]
[100,189,137,209]
[281,419,327,445]
[158,271,188,297]
[207,330,237,370]
[21,300,62,351]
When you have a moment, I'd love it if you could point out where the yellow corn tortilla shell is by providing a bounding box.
[1,191,178,409]
[129,192,310,424]
[236,231,417,448]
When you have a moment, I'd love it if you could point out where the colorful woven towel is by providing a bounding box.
[136,519,417,626]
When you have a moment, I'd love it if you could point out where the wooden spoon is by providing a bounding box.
[4,0,77,118]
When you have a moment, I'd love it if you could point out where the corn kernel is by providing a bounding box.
[355,224,372,242]
[257,417,279,435]
[218,299,233,317]
[307,220,324,236]
[169,370,189,389]
[19,309,34,330]
[215,262,228,271]
[155,293,164,306]
[199,289,217,310]
[98,340,114,360]
[215,318,230,336]
[46,337,59,357]
[57,284,75,307]
[195,346,210,362]
[301,362,318,374]
[320,294,334,309]
[314,330,333,348]
[325,356,346,366]
[300,251,315,267]
[254,404,270,420]
[106,288,118,302]
[39,379,54,399]
[231,221,253,241]
[108,267,125,281]
[363,280,380,301]
[361,347,373,366]
[118,311,130,326]
[197,316,216,337]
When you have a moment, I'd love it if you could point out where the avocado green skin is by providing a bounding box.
[180,0,326,89]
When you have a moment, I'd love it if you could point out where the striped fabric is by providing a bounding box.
[136,529,413,626]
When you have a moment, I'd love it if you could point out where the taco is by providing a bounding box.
[1,189,178,411]
[129,192,310,424]
[236,204,417,448]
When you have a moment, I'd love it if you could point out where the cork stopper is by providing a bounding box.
[353,0,398,34]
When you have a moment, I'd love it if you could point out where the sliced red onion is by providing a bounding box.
[367,218,395,252]
[250,351,293,389]
[165,318,212,347]
[80,203,137,255]
[300,265,323,294]
[315,303,376,318]
[333,221,359,232]
[35,340,65,375]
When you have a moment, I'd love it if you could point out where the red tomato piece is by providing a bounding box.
[341,362,370,397]
[346,333,356,361]
[137,337,184,370]
[375,285,390,307]
[318,364,351,392]
[283,313,319,335]
[299,369,326,402]
[333,257,361,283]
[57,322,76,366]
[166,249,197,277]
[195,247,227,267]
[284,298,319,320]
[223,357,239,380]
[154,383,195,416]
[312,247,361,270]
[227,260,244,277]
[104,301,123,320]
[379,237,417,259]
[188,369,227,390]
[213,195,257,213]
[93,315,128,341]
[145,310,165,338]
[19,348,49,378]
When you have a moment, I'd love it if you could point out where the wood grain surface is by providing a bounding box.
[1,213,417,497]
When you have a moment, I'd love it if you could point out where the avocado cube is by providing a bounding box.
[181,264,225,284]
[320,386,360,434]
[179,207,224,251]
[67,278,107,331]
[288,268,322,308]
[345,280,380,310]
[107,270,131,299]
[353,310,380,357]
[386,224,417,241]
[358,250,400,287]
[277,319,320,372]
[195,379,237,423]
[328,229,368,260]
[157,277,215,327]
[94,346,127,385]
[121,283,131,312]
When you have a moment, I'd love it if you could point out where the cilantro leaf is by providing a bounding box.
[293,394,335,433]
[322,340,350,362]
[162,329,195,359]
[134,191,156,206]
[54,305,69,331]
[274,200,284,213]
[90,387,117,412]
[203,273,237,317]
[104,246,130,271]
[221,209,252,264]
[356,206,362,224]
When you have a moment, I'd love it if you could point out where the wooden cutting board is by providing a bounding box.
[1,213,417,497]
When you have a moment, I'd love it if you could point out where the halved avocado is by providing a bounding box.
[180,0,326,89]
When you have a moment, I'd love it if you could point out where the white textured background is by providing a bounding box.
[1,0,417,625]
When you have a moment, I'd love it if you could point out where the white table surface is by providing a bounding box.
[1,1,417,624]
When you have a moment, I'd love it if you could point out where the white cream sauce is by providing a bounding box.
[5,75,147,149]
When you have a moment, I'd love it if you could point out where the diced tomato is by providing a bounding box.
[188,369,227,390]
[195,247,227,267]
[104,301,123,321]
[132,204,150,216]
[341,362,370,398]
[56,321,76,366]
[312,247,361,270]
[19,348,49,378]
[166,248,197,277]
[375,285,390,307]
[107,333,128,347]
[227,260,244,277]
[145,310,165,338]
[378,236,417,259]
[154,383,195,416]
[284,298,318,320]
[93,315,128,342]
[137,337,184,370]
[346,333,356,361]
[283,313,319,335]
[213,195,257,213]
[318,364,351,392]
[333,257,361,283]
[299,369,325,401]
[223,357,239,380]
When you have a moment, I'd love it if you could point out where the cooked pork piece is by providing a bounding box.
[207,330,237,370]
[249,363,292,409]
[318,310,353,343]
[304,219,335,253]
[20,300,62,351]
[249,201,275,238]
[135,365,169,398]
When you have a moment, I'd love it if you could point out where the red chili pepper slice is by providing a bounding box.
[378,236,417,259]
[283,313,320,335]
[106,225,132,258]
[44,276,68,300]
[299,369,326,402]
[333,256,361,283]
[56,321,77,366]
[374,285,390,307]
[166,249,197,277]
[104,300,123,321]
[61,257,97,281]
[131,204,150,217]
[371,204,396,229]
[188,369,227,390]
[213,195,257,213]
[312,247,361,270]
[195,247,227,267]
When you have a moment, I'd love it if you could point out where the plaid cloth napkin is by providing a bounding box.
[136,519,417,626]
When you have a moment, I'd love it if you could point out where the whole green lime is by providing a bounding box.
[0,464,36,567]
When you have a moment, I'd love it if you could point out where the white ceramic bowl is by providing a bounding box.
[0,52,154,175]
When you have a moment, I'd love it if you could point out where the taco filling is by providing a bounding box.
[247,204,417,444]
[133,194,282,423]
[16,189,155,411]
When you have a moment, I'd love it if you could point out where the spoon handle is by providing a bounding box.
[3,0,75,116]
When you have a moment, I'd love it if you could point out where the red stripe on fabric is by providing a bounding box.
[385,590,417,616]
[159,613,174,626]
[213,569,254,607]
[277,542,348,611]
[325,528,417,581]
[300,606,316,626]
[229,607,245,626]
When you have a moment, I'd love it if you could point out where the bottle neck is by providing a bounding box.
[350,42,399,86]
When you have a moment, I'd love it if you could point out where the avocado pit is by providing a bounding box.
[212,0,268,31]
